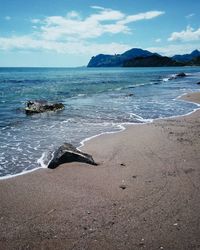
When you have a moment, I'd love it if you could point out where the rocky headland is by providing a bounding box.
[87,48,200,67]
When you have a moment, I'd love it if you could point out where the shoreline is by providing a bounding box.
[0,92,200,249]
[0,91,199,181]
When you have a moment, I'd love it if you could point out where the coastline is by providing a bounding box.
[1,91,200,181]
[0,92,200,249]
[1,65,200,180]
[179,91,200,105]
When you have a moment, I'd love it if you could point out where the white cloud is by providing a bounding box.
[31,18,40,24]
[0,35,130,55]
[39,8,126,41]
[88,9,125,22]
[186,13,195,19]
[39,7,164,41]
[118,11,164,25]
[0,6,164,55]
[168,26,200,42]
[90,6,105,10]
[5,16,11,21]
[155,38,161,43]
[147,44,200,56]
[66,11,80,19]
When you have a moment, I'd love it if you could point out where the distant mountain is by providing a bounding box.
[189,56,200,66]
[121,48,159,59]
[123,55,185,67]
[172,50,200,62]
[87,48,200,67]
[87,54,122,67]
[87,48,158,67]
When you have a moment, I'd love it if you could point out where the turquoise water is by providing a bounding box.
[0,67,200,177]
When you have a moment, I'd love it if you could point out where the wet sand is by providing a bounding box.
[0,92,200,250]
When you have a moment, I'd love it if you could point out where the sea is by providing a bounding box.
[0,66,200,178]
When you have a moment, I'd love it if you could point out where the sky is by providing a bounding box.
[0,0,200,67]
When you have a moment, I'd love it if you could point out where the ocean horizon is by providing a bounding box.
[0,66,200,178]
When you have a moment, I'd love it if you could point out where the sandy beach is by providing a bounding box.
[0,92,200,250]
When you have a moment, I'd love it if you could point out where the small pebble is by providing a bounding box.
[139,242,144,246]
[119,184,127,190]
[138,239,145,246]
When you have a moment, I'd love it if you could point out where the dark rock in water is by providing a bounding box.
[176,72,186,77]
[48,143,97,169]
[196,81,200,85]
[168,72,187,81]
[25,100,64,114]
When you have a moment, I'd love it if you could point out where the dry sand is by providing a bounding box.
[0,92,200,250]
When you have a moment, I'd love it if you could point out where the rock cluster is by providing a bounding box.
[168,72,187,80]
[25,100,64,114]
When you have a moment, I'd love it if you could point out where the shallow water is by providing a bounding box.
[0,67,200,177]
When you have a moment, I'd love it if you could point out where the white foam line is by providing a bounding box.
[176,92,200,106]
[78,121,151,150]
[0,152,51,180]
[0,166,46,180]
[153,107,200,122]
[152,92,200,121]
[37,152,49,168]
[79,92,200,149]
[78,125,126,150]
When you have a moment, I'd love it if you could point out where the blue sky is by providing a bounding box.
[0,0,200,66]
